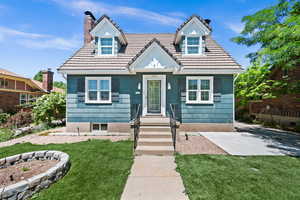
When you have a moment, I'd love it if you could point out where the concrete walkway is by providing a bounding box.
[121,155,189,200]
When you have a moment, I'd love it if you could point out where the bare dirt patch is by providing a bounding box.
[0,160,58,187]
[177,135,227,155]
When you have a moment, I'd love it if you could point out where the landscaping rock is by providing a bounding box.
[0,150,70,200]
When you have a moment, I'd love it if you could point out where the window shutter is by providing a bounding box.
[77,77,85,93]
[179,77,186,102]
[112,77,120,102]
[180,36,186,53]
[202,35,206,53]
[114,37,119,54]
[213,77,221,102]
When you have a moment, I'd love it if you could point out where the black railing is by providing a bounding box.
[133,104,141,150]
[169,104,177,151]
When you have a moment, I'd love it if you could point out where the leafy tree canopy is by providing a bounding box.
[33,71,43,82]
[232,0,300,69]
[53,81,66,90]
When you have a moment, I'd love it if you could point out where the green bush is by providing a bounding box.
[0,113,10,124]
[32,92,66,125]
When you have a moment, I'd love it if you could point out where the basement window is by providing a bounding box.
[92,123,108,132]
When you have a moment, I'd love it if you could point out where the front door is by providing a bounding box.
[147,80,161,113]
[142,75,166,116]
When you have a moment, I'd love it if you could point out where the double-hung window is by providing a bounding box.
[186,76,213,104]
[20,93,27,105]
[98,37,114,55]
[185,36,201,55]
[85,77,111,103]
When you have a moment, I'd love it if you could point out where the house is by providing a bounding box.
[0,68,64,113]
[58,11,242,134]
[248,66,300,127]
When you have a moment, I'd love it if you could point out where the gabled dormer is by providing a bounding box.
[174,15,212,56]
[84,12,127,56]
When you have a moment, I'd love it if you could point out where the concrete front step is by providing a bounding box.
[139,132,172,139]
[140,117,169,126]
[138,138,173,146]
[135,145,174,156]
[140,126,171,132]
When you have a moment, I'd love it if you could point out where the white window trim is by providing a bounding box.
[186,76,213,104]
[184,35,202,56]
[85,77,112,104]
[98,36,115,56]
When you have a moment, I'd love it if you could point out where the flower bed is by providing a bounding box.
[0,150,70,200]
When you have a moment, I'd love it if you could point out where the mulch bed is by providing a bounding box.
[0,160,59,187]
[177,135,228,155]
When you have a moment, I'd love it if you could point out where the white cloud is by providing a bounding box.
[51,0,184,26]
[17,36,80,50]
[0,26,80,50]
[0,26,49,39]
[227,23,244,34]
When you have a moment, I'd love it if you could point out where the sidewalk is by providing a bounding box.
[121,155,189,200]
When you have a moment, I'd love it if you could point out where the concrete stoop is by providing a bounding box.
[135,117,174,156]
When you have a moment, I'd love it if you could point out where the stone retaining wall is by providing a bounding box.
[0,151,70,200]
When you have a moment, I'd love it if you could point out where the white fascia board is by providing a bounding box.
[90,18,126,44]
[58,68,134,75]
[174,68,244,74]
[175,17,211,44]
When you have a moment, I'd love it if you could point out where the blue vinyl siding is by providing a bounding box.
[67,75,140,123]
[67,74,233,124]
[179,75,233,123]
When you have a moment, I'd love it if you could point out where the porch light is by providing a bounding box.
[138,82,141,90]
[168,82,171,90]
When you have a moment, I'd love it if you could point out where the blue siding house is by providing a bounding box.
[58,12,242,133]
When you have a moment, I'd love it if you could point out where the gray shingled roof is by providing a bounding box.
[58,33,241,71]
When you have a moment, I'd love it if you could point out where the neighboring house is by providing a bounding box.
[249,66,300,127]
[0,68,64,112]
[58,12,242,133]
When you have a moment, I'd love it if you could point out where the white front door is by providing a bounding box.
[142,75,166,116]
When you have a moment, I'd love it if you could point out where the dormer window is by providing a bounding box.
[98,37,114,55]
[185,36,201,55]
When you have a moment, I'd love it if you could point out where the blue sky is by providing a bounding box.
[0,0,278,81]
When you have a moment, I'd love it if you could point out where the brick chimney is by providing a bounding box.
[42,68,54,92]
[84,11,96,44]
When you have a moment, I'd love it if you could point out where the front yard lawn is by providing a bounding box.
[0,139,133,200]
[176,154,300,200]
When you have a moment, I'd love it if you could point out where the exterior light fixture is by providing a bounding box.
[168,82,171,90]
[137,82,141,90]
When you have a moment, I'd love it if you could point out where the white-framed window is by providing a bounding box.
[85,77,111,103]
[185,36,202,55]
[186,76,213,104]
[98,37,114,55]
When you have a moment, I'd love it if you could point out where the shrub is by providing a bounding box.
[4,111,33,128]
[0,113,10,124]
[32,92,66,125]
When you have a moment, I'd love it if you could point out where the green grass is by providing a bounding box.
[0,128,14,142]
[176,154,300,200]
[0,139,133,200]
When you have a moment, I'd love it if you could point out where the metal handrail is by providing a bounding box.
[169,104,177,151]
[133,104,141,150]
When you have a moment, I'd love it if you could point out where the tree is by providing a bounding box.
[53,81,66,90]
[33,71,43,81]
[232,0,300,69]
[32,92,66,125]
